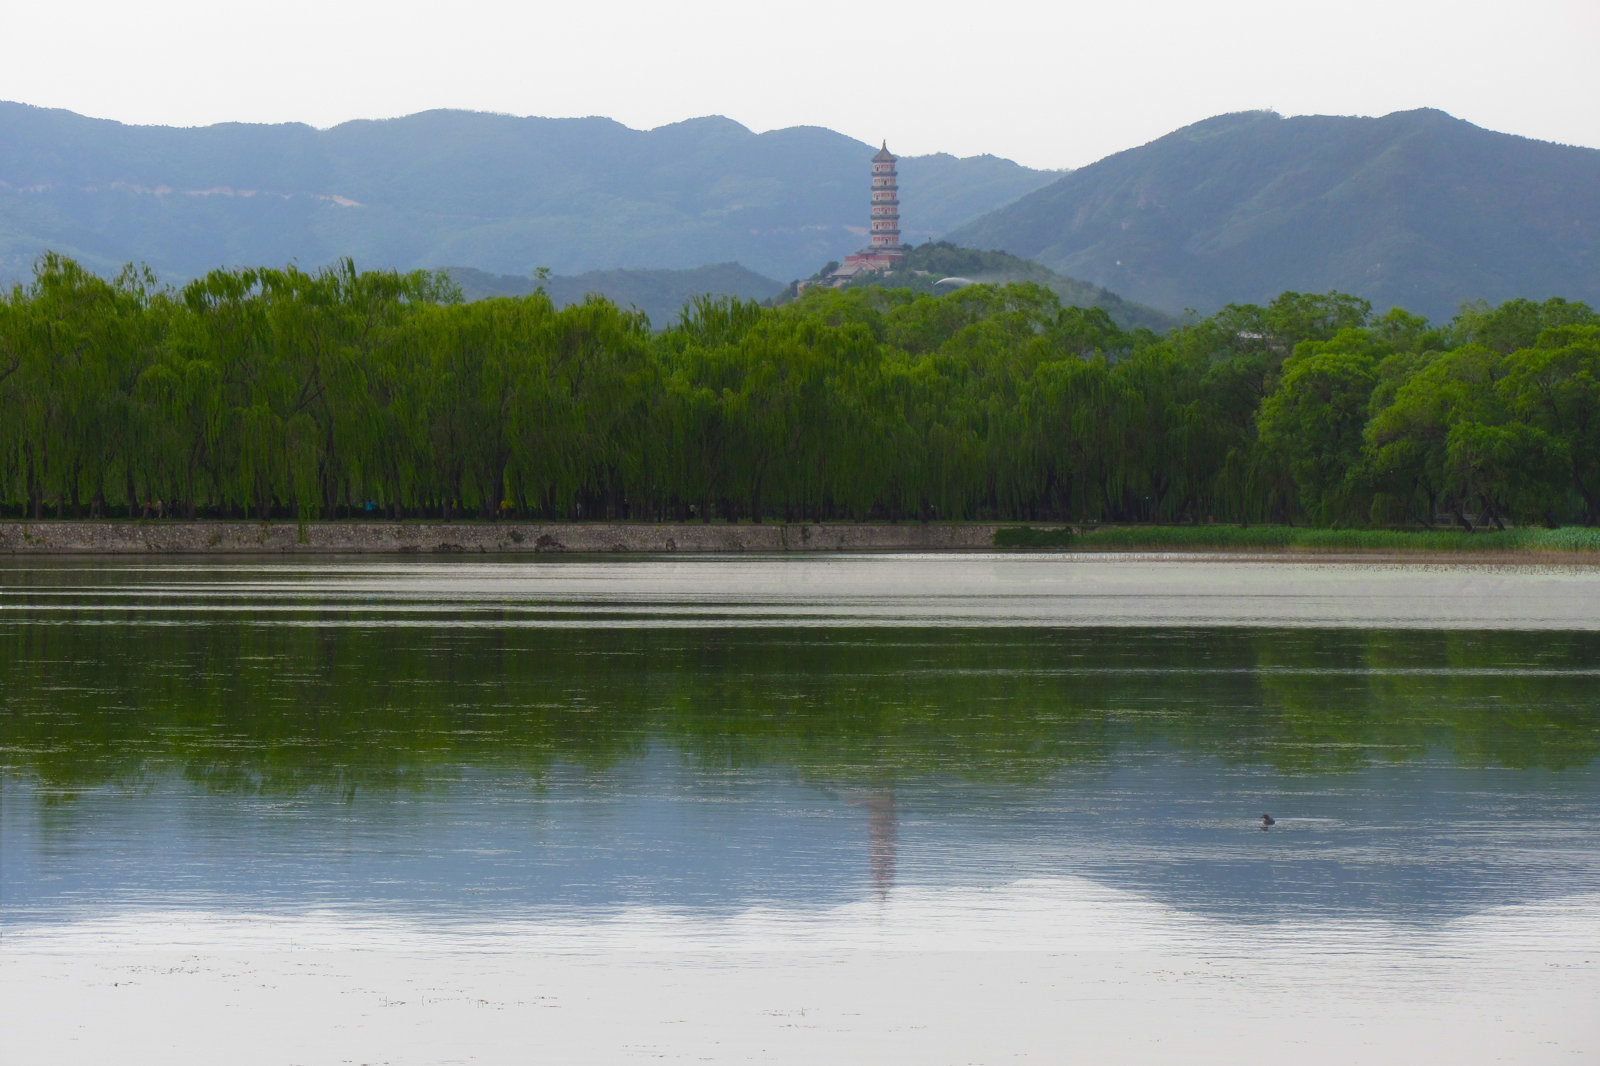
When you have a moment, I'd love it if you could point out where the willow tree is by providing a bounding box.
[1257,330,1382,525]
[2,256,166,518]
[1364,345,1504,528]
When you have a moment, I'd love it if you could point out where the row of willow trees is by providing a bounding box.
[2,254,1597,527]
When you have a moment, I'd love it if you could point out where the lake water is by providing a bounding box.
[3,554,1599,1063]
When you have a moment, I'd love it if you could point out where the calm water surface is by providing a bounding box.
[4,554,1599,960]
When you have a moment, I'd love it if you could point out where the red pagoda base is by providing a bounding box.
[828,247,907,284]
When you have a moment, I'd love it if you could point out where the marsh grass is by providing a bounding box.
[996,525,1600,553]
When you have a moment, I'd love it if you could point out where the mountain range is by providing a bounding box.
[445,263,785,327]
[0,102,1052,287]
[4,102,1596,324]
[949,108,1600,321]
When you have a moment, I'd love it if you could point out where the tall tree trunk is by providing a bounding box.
[26,445,42,520]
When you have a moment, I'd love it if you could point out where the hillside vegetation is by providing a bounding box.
[949,109,1600,322]
[0,102,1053,285]
[814,242,1175,332]
[446,263,784,327]
[4,256,1596,531]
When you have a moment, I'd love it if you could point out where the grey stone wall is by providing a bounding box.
[0,521,1002,555]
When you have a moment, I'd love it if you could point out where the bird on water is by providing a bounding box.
[1261,813,1275,829]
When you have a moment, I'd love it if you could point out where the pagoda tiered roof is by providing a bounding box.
[821,140,905,287]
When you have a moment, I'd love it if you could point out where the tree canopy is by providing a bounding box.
[3,256,1596,528]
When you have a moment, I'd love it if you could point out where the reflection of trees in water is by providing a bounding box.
[4,622,1598,796]
[1243,628,1600,772]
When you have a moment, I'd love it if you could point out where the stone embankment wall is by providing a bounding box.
[0,521,1002,555]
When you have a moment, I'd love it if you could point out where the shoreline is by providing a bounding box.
[1,520,1598,561]
[0,520,998,555]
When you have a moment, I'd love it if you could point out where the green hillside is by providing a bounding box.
[948,109,1600,321]
[447,263,784,327]
[0,103,1054,286]
[818,242,1176,332]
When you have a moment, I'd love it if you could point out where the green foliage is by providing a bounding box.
[832,242,1175,333]
[1,256,1595,531]
[1452,297,1598,354]
[1071,525,1600,552]
[1257,331,1380,523]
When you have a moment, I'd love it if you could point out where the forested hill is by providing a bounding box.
[818,243,1176,332]
[0,102,1054,285]
[446,263,784,327]
[947,109,1600,322]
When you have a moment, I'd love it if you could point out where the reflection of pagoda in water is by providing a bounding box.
[826,142,908,287]
[866,788,896,901]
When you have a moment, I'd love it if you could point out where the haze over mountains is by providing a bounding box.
[951,109,1600,322]
[445,263,787,327]
[0,102,1052,287]
[2,102,1595,324]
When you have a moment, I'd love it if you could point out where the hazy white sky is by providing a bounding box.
[4,0,1596,169]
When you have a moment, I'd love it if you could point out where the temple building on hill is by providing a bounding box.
[826,141,908,285]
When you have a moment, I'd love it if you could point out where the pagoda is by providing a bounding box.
[828,141,908,285]
[868,142,903,253]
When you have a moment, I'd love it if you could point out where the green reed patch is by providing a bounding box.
[996,525,1600,552]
